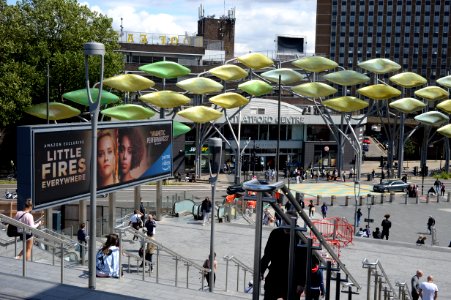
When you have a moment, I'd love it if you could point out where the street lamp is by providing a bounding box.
[208,137,222,292]
[84,42,105,290]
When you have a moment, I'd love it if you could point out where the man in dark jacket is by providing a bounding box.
[381,214,392,240]
[260,211,307,300]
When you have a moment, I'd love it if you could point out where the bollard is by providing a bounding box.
[359,196,363,206]
[316,195,321,206]
[330,195,335,206]
[437,194,440,203]
[381,193,385,204]
[405,193,408,204]
[426,194,429,203]
[448,191,451,202]
[389,192,395,203]
[371,194,375,205]
[345,195,350,206]
[416,194,419,204]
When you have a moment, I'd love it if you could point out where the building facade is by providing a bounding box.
[316,0,451,81]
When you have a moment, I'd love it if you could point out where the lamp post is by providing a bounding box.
[84,42,105,290]
[208,137,222,292]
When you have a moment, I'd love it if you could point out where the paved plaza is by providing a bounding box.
[1,159,451,299]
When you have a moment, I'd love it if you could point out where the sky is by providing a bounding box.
[79,0,317,56]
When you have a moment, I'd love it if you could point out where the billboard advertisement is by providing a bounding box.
[276,35,305,54]
[18,120,172,209]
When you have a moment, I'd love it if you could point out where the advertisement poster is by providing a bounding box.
[29,121,172,209]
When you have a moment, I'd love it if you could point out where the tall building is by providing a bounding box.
[316,0,451,81]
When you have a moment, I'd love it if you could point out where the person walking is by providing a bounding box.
[380,214,391,240]
[201,197,212,226]
[128,209,143,241]
[427,216,436,234]
[77,223,88,262]
[433,179,441,195]
[320,203,328,219]
[144,214,156,237]
[419,275,438,300]
[440,183,445,196]
[308,200,315,218]
[411,270,424,300]
[356,208,363,226]
[203,252,217,288]
[14,199,43,261]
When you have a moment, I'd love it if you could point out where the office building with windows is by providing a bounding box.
[316,0,451,81]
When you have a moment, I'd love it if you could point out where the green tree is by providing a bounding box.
[0,0,123,134]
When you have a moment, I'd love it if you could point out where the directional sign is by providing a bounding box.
[364,218,374,223]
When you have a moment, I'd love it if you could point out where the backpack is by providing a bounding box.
[96,249,112,272]
[7,212,28,237]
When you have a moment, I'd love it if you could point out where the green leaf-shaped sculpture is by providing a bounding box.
[291,82,337,98]
[322,96,368,113]
[101,104,155,120]
[63,88,120,106]
[139,61,191,79]
[173,121,191,137]
[358,58,401,74]
[436,100,451,114]
[139,91,190,109]
[261,68,304,85]
[177,106,223,123]
[176,77,223,95]
[323,70,370,86]
[25,102,81,120]
[236,53,274,70]
[209,92,249,109]
[357,84,401,100]
[414,111,449,127]
[414,86,449,101]
[437,75,451,89]
[437,124,451,138]
[209,64,248,81]
[389,72,427,88]
[292,56,338,73]
[103,74,155,92]
[238,80,273,97]
[389,98,426,114]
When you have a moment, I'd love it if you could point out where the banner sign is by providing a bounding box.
[18,120,172,209]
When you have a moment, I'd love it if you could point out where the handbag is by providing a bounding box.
[7,212,28,237]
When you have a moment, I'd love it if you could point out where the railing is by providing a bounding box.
[280,183,362,292]
[362,258,411,300]
[0,213,72,283]
[115,225,211,290]
[223,255,253,293]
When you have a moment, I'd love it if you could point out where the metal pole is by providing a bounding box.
[84,42,105,290]
[276,74,281,182]
[46,63,50,124]
[287,216,297,299]
[252,191,264,300]
[209,182,216,292]
[326,261,332,300]
[60,242,64,284]
[397,113,405,178]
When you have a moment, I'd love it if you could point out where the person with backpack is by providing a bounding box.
[203,252,217,288]
[201,197,212,226]
[96,233,120,278]
[128,209,143,241]
[14,199,43,261]
[307,257,325,300]
[144,214,157,237]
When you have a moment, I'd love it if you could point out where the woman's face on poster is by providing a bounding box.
[98,135,115,180]
[119,135,132,175]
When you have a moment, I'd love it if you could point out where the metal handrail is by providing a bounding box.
[0,213,70,283]
[117,226,210,289]
[377,260,398,299]
[223,255,254,292]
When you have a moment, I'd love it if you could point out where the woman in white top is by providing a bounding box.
[15,199,42,260]
[96,233,120,278]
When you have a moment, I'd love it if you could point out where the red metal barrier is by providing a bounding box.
[310,217,354,258]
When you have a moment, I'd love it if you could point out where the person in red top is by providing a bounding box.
[15,199,43,260]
